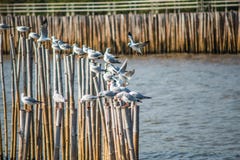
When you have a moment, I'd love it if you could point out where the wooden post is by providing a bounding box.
[54,107,63,160]
[0,119,3,160]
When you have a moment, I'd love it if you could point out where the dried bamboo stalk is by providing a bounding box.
[0,32,8,160]
[18,110,26,160]
[22,111,32,160]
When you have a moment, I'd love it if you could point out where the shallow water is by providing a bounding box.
[1,54,240,159]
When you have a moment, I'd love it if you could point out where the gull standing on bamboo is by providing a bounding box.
[115,91,142,106]
[72,43,86,57]
[98,90,116,99]
[104,48,121,64]
[28,32,40,39]
[21,93,42,106]
[58,40,71,51]
[0,23,12,31]
[128,32,150,55]
[16,26,31,32]
[87,49,103,60]
[37,19,51,42]
[129,91,151,100]
[80,94,99,103]
[53,90,66,103]
[90,63,105,74]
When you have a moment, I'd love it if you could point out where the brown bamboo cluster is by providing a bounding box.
[0,11,240,54]
[0,30,147,159]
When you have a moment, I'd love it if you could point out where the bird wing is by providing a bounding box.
[134,41,150,48]
[128,32,134,43]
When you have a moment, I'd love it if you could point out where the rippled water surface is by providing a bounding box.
[126,54,240,160]
[1,54,240,160]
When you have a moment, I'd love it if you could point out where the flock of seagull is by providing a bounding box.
[0,20,151,108]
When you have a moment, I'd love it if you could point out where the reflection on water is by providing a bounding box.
[1,54,240,159]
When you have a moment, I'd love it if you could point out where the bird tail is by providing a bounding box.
[137,99,142,103]
[143,96,151,99]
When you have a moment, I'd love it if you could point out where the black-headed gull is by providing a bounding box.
[21,93,42,106]
[128,32,149,54]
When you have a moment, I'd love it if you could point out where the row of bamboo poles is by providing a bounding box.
[0,11,240,54]
[0,31,140,159]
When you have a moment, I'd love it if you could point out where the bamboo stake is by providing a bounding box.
[0,119,3,160]
[0,32,8,160]
[46,49,54,160]
[22,111,32,160]
[38,45,51,160]
[26,38,35,159]
[9,34,16,160]
[116,106,126,160]
[9,34,18,160]
[77,57,82,160]
[63,55,70,160]
[18,110,26,160]
[55,52,65,160]
[122,107,135,160]
[133,105,139,160]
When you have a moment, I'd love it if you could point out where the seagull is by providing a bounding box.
[72,43,86,57]
[87,50,103,60]
[129,91,151,99]
[53,90,66,103]
[104,48,121,64]
[21,93,42,106]
[128,32,150,54]
[37,19,51,42]
[28,32,40,39]
[103,72,114,82]
[0,23,12,30]
[82,45,88,54]
[51,41,61,51]
[90,63,105,74]
[16,26,31,32]
[58,40,71,51]
[51,36,59,43]
[98,90,116,98]
[115,91,142,104]
[80,94,99,103]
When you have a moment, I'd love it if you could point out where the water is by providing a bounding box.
[1,54,240,160]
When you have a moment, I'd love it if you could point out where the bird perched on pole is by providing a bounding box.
[128,32,150,55]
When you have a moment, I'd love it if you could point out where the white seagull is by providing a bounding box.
[0,23,12,30]
[115,91,142,103]
[128,32,150,54]
[104,48,121,64]
[90,63,105,74]
[28,32,40,39]
[58,40,72,51]
[72,43,86,57]
[21,93,42,106]
[98,90,116,98]
[16,26,31,32]
[80,94,99,103]
[129,91,151,100]
[87,50,103,60]
[53,90,66,103]
[37,19,51,42]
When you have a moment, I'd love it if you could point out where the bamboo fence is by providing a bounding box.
[0,32,143,160]
[0,11,239,54]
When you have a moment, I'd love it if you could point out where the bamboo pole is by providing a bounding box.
[63,55,70,160]
[0,119,3,160]
[38,45,51,160]
[122,107,135,160]
[22,110,32,160]
[46,49,54,160]
[9,34,16,160]
[9,34,18,160]
[0,32,8,160]
[18,110,26,160]
[133,104,139,160]
[55,52,65,160]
